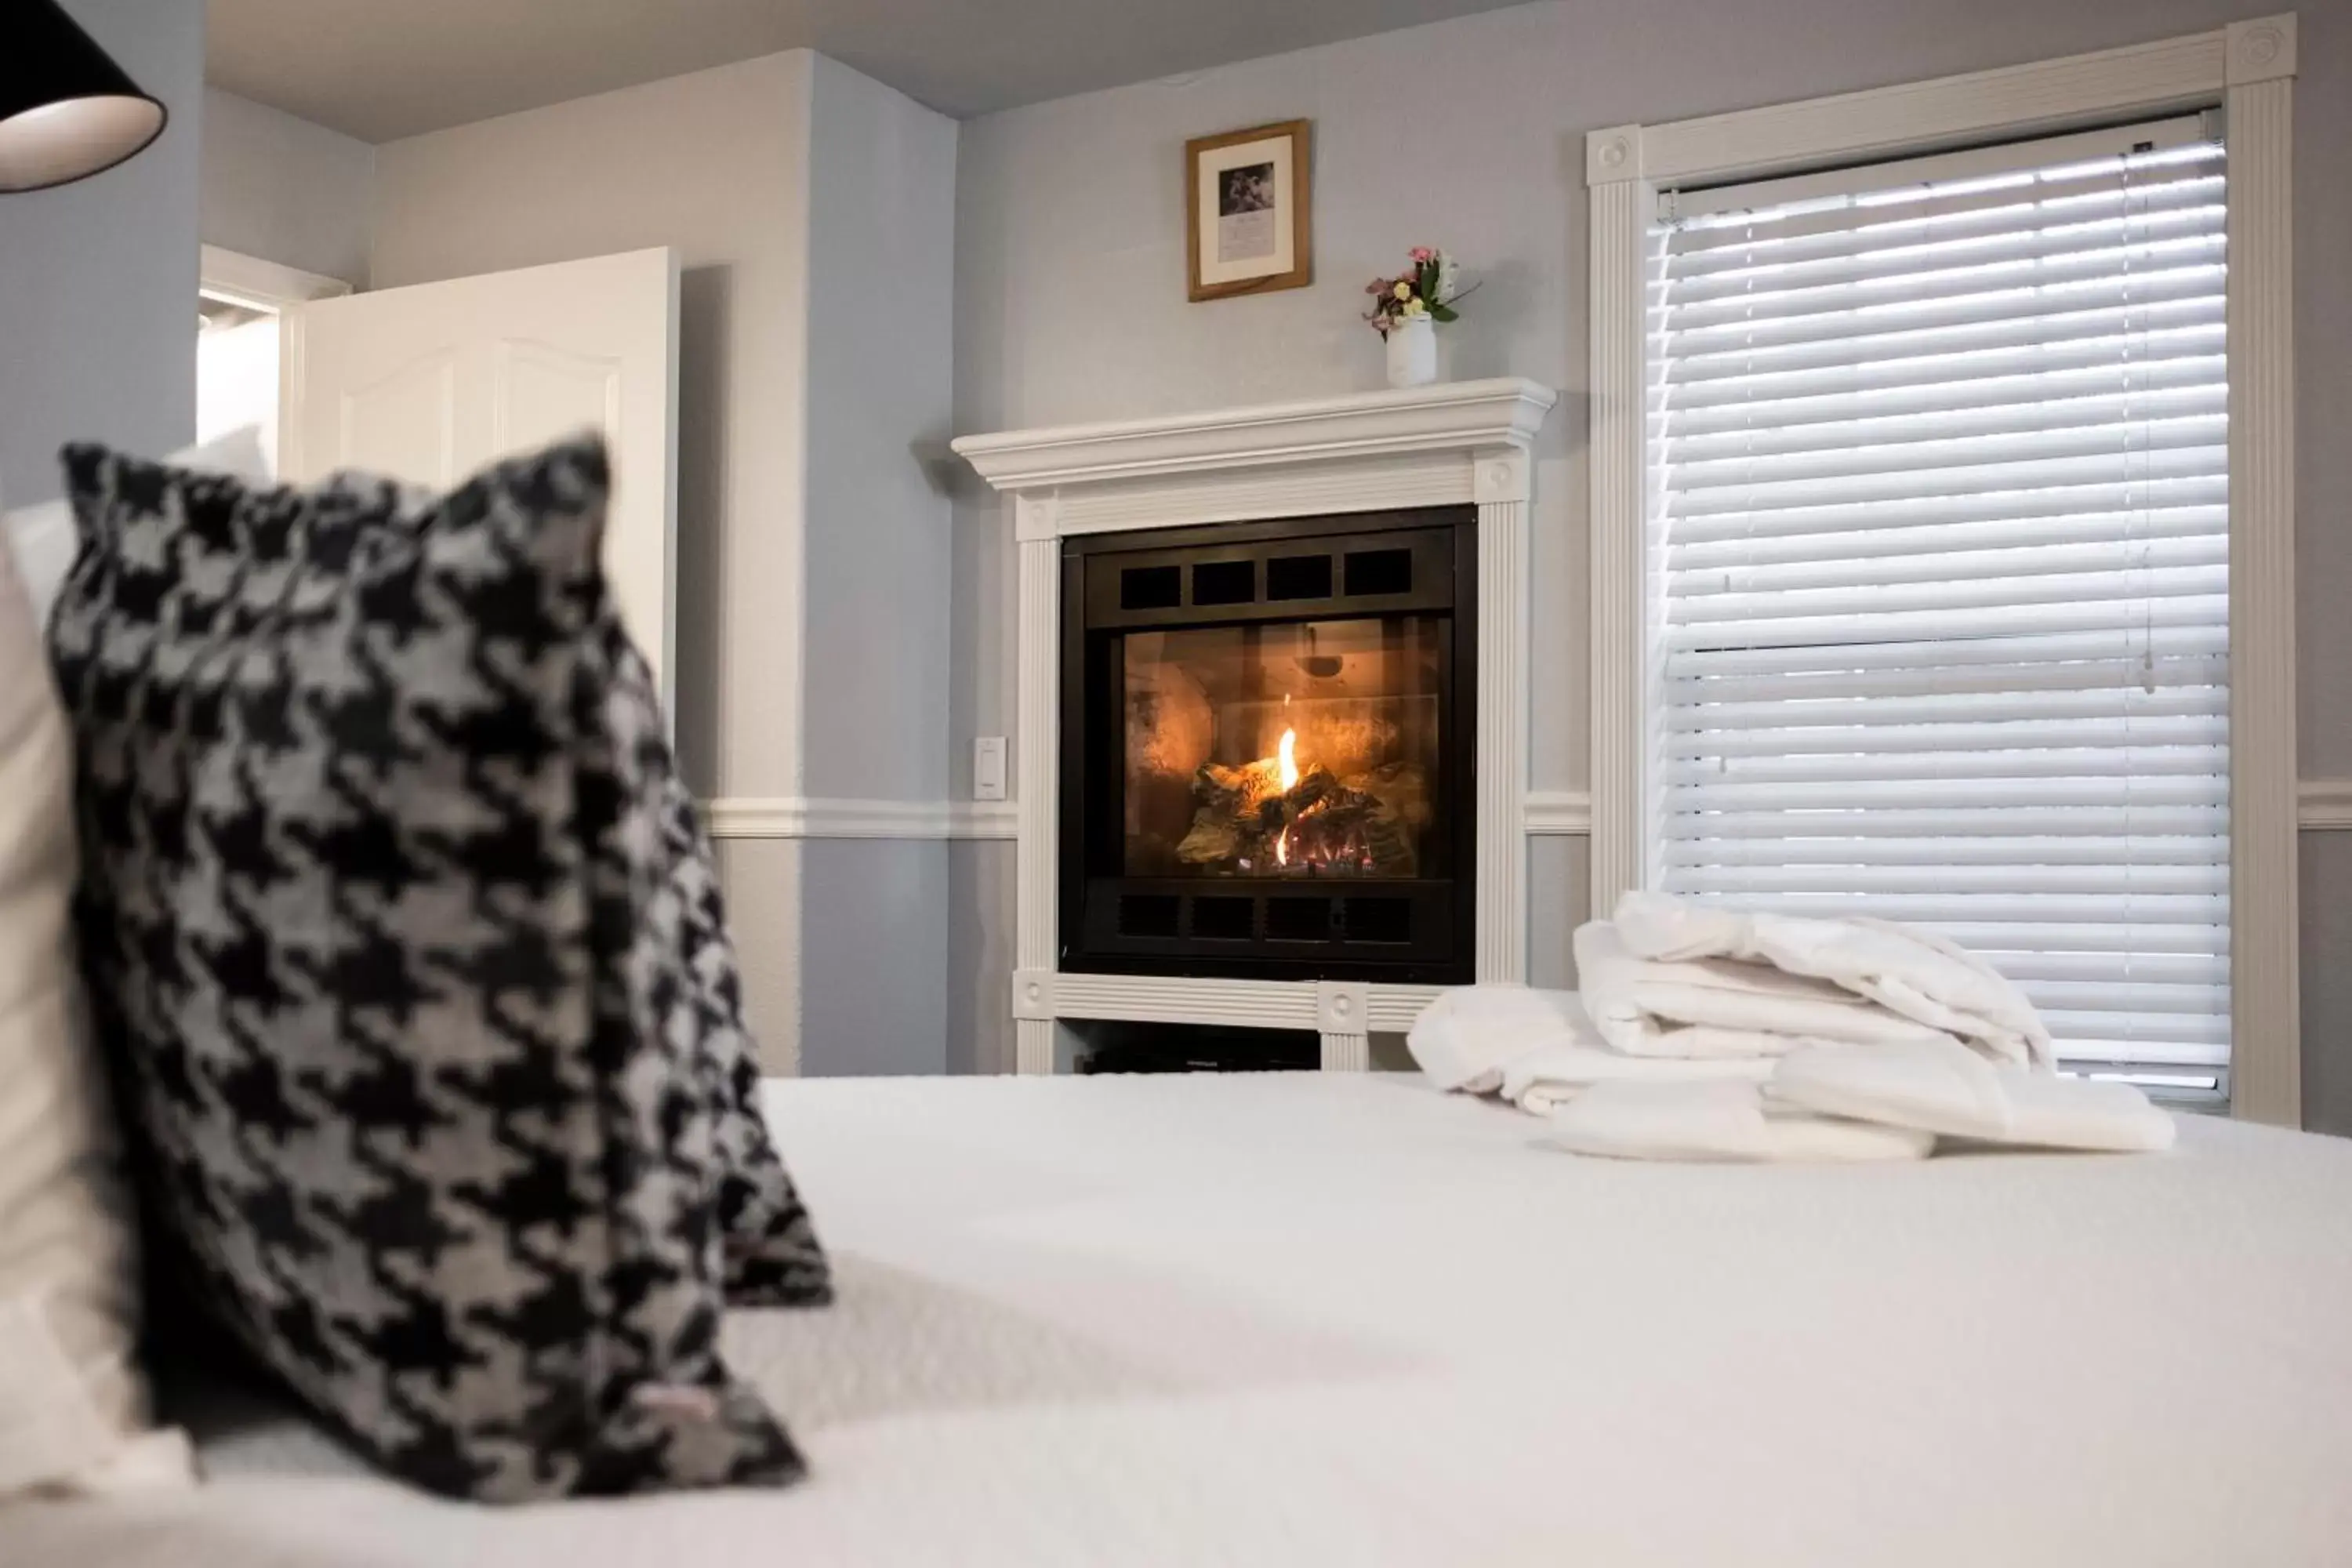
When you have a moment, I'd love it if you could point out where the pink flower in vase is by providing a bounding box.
[1409,246,1435,262]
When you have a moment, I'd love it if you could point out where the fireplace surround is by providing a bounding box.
[955,377,1557,1072]
[1063,506,1477,983]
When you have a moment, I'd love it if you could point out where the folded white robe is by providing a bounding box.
[1405,986,1592,1094]
[1500,1041,1774,1116]
[1573,920,1958,1059]
[1544,1080,1936,1163]
[1613,891,2053,1069]
[1768,1037,2173,1152]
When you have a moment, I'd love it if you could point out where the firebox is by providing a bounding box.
[1060,506,1476,982]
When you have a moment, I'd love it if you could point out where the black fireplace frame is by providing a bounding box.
[1058,506,1478,984]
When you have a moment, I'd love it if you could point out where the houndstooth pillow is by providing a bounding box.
[583,608,829,1309]
[49,436,824,1501]
[663,782,831,1308]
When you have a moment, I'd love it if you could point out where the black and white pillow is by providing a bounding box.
[49,437,824,1501]
[658,771,832,1308]
[579,607,830,1308]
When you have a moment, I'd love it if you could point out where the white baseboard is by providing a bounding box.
[703,781,2351,840]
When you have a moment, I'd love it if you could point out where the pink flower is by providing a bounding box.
[1410,246,1435,262]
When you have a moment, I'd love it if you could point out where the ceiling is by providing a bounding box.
[208,0,1537,143]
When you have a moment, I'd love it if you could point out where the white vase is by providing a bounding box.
[1385,314,1437,389]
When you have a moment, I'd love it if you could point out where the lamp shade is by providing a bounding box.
[0,0,166,193]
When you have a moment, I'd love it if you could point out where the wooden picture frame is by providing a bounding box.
[1185,119,1312,302]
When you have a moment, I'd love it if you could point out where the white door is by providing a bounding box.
[281,247,680,697]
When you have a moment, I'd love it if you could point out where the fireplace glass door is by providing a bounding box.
[1063,508,1475,983]
[1122,618,1447,880]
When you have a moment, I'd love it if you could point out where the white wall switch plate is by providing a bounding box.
[974,735,1007,800]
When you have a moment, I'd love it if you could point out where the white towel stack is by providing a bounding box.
[1604,891,2054,1069]
[1405,985,1773,1111]
[1406,891,2171,1162]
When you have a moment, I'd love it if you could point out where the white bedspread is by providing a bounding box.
[14,1073,2352,1566]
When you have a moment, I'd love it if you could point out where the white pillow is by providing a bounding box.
[0,524,175,1493]
[0,431,264,1495]
[2,426,269,625]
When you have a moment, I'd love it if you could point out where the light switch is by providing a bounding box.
[974,735,1007,801]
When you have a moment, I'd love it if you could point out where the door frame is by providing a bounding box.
[198,245,350,312]
[201,245,351,482]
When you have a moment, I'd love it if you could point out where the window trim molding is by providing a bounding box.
[1585,14,2301,1125]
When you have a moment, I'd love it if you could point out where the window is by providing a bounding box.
[1647,119,2231,1098]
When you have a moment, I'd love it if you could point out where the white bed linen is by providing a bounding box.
[13,1072,2352,1566]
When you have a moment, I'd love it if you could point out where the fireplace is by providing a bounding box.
[955,376,1555,1073]
[1060,506,1476,983]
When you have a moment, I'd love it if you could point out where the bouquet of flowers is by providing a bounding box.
[1363,247,1478,336]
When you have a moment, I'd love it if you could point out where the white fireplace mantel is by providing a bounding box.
[953,376,1558,1073]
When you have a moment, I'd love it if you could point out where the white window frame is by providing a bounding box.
[1585,16,2301,1124]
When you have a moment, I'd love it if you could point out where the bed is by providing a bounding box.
[16,1071,2352,1566]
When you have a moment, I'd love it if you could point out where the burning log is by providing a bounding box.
[1175,811,1243,866]
[1176,753,1427,877]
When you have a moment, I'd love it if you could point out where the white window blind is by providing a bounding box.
[1649,117,2230,1100]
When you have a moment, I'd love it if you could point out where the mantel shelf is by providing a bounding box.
[953,376,1558,493]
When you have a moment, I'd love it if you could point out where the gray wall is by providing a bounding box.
[801,842,949,1076]
[199,87,374,285]
[946,839,1017,1074]
[0,0,202,507]
[802,53,959,804]
[715,837,803,1074]
[947,0,2352,1127]
[2300,835,2352,1131]
[164,1,2352,1113]
[797,55,960,1074]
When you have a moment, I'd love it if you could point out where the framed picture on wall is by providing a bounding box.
[1185,119,1312,302]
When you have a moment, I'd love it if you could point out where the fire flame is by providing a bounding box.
[1275,726,1300,866]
